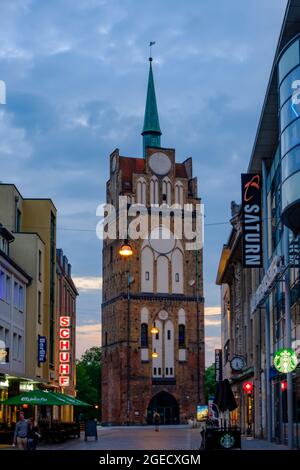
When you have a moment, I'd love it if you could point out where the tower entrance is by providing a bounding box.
[147,391,179,425]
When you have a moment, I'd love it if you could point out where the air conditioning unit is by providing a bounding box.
[49,371,55,380]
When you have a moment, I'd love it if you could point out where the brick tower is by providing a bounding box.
[101,56,205,425]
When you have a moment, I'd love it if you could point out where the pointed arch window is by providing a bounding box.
[178,324,185,349]
[137,177,147,205]
[141,323,148,348]
[162,177,172,205]
[175,181,184,206]
[150,176,159,205]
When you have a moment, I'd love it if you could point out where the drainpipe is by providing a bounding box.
[283,225,293,449]
[262,159,272,442]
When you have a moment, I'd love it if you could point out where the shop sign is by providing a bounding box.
[241,173,263,267]
[215,349,223,382]
[37,335,47,364]
[274,348,298,374]
[59,316,71,387]
[250,255,285,314]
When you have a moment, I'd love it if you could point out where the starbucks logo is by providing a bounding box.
[220,433,235,449]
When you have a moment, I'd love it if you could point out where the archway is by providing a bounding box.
[147,391,179,425]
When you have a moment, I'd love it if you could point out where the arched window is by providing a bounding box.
[137,177,147,205]
[141,246,154,292]
[175,182,183,206]
[150,176,159,205]
[141,323,148,348]
[178,324,185,348]
[162,177,172,205]
[156,256,169,293]
[172,248,183,293]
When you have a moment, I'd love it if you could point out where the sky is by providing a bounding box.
[0,0,287,365]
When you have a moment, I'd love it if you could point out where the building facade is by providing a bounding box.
[0,224,31,424]
[101,58,205,425]
[216,0,300,448]
[0,184,78,425]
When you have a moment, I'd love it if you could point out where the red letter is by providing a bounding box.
[60,316,70,327]
[59,352,70,363]
[60,328,70,339]
[60,340,70,351]
[59,364,70,375]
[59,376,70,387]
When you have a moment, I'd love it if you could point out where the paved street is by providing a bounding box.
[1,426,289,451]
[2,426,289,451]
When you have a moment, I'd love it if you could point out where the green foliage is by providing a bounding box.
[205,364,216,402]
[76,346,101,418]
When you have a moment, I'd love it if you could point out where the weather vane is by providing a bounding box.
[149,41,156,61]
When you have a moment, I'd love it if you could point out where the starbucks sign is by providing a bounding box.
[274,348,298,373]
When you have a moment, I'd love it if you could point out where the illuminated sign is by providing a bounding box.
[196,405,208,422]
[274,348,298,374]
[37,335,47,364]
[241,174,263,267]
[59,316,71,387]
[243,381,253,394]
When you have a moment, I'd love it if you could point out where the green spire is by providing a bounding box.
[142,58,161,156]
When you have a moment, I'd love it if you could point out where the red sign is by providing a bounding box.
[281,381,287,391]
[243,381,253,394]
[59,316,71,387]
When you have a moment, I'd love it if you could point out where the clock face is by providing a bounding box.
[158,310,168,321]
[149,226,176,254]
[230,356,245,371]
[149,152,171,176]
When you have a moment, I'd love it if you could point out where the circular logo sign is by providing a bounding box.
[220,433,235,449]
[274,348,298,373]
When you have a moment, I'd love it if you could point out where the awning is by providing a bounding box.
[4,390,69,406]
[3,390,91,407]
[47,391,91,407]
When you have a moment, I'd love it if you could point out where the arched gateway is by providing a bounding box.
[147,391,179,425]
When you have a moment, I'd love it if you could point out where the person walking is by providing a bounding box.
[153,411,161,432]
[27,418,41,450]
[13,412,29,450]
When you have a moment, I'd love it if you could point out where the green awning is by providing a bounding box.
[48,391,91,407]
[4,390,68,406]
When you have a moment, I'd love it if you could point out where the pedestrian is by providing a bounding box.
[153,411,160,432]
[12,412,29,450]
[27,418,41,450]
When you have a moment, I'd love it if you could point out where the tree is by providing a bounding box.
[76,346,101,412]
[205,364,216,402]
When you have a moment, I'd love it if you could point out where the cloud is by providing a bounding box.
[205,318,221,326]
[76,323,101,358]
[205,307,221,316]
[73,276,102,291]
[205,336,221,352]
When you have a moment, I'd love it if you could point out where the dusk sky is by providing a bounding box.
[0,0,287,365]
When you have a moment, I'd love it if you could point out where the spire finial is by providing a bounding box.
[149,41,155,62]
